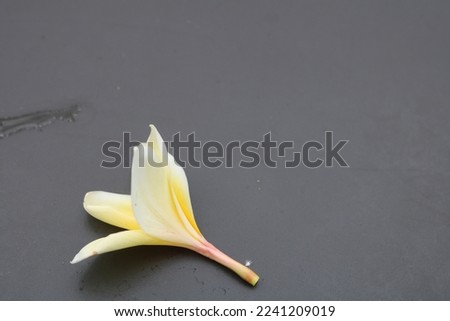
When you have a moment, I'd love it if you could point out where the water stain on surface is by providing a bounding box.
[0,104,80,139]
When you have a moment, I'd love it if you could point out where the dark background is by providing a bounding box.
[1,0,450,300]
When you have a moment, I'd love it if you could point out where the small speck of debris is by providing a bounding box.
[256,179,260,183]
[245,260,252,267]
[116,86,121,90]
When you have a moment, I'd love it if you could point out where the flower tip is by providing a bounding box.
[147,124,157,140]
[147,124,162,144]
[83,191,103,214]
[70,250,98,264]
[83,191,94,208]
[83,191,107,208]
[70,254,81,264]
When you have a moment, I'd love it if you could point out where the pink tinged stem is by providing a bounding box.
[191,240,260,286]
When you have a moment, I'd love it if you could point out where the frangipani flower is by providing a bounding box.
[71,125,259,286]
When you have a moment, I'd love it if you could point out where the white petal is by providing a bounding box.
[130,125,202,245]
[83,191,140,230]
[70,230,177,264]
[167,152,202,236]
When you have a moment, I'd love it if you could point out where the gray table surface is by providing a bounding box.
[1,0,450,300]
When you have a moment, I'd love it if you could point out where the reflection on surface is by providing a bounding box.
[0,104,80,139]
